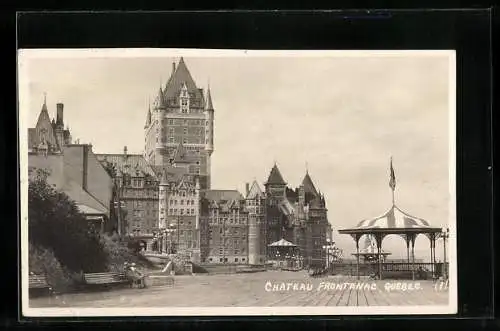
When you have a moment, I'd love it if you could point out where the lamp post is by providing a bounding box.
[322,238,331,270]
[166,223,176,254]
[441,227,449,280]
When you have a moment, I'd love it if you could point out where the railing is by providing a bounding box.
[330,262,448,279]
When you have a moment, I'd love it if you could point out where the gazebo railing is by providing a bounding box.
[329,262,447,279]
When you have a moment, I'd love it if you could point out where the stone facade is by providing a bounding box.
[96,150,159,237]
[199,190,249,264]
[144,57,214,190]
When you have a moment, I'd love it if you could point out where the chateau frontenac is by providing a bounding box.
[31,57,332,266]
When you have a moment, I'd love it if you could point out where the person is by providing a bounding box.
[124,262,146,288]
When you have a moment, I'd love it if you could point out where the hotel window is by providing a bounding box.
[186,209,190,215]
[169,137,174,143]
[186,200,190,205]
[181,200,184,205]
[183,138,188,144]
[169,128,174,134]
[183,128,188,134]
[168,119,173,125]
[191,209,195,214]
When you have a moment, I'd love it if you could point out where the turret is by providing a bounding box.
[264,163,287,200]
[158,168,169,230]
[204,86,214,154]
[195,177,200,230]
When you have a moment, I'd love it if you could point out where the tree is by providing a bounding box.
[28,168,108,273]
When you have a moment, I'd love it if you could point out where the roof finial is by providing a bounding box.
[43,92,47,105]
[306,161,309,174]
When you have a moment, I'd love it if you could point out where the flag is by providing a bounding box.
[389,157,396,191]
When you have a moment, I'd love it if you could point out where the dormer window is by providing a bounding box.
[180,83,190,113]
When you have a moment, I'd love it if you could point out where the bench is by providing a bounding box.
[29,274,52,296]
[83,272,132,288]
[147,275,175,287]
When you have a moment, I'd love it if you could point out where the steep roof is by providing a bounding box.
[279,199,296,216]
[202,189,243,202]
[206,86,214,110]
[265,164,287,185]
[172,142,191,163]
[302,172,319,196]
[144,106,152,128]
[31,101,60,150]
[201,189,245,212]
[61,179,108,214]
[95,154,157,178]
[164,57,203,101]
[246,180,263,199]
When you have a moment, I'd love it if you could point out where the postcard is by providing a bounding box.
[19,48,456,316]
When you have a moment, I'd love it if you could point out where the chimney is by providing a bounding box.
[56,103,64,126]
[172,62,176,76]
[245,183,250,197]
[123,146,128,158]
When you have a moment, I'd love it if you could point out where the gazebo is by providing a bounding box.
[268,239,301,269]
[352,234,391,263]
[338,158,444,280]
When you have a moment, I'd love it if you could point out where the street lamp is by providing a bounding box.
[163,222,177,254]
[441,227,449,280]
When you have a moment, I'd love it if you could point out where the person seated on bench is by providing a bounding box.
[369,271,379,280]
[124,262,146,288]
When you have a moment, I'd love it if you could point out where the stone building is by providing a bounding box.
[199,190,249,264]
[245,181,267,265]
[243,164,330,267]
[144,57,214,190]
[155,165,201,260]
[28,98,112,230]
[96,148,159,240]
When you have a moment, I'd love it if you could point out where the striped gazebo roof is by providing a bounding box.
[268,238,297,247]
[339,205,442,235]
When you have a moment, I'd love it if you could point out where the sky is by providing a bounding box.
[19,50,455,260]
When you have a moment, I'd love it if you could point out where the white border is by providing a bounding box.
[19,48,457,317]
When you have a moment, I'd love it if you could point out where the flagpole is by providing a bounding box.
[389,156,396,207]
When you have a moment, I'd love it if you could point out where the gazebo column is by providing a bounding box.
[410,234,416,281]
[375,233,384,280]
[406,235,411,264]
[353,234,361,280]
[432,234,437,278]
[428,233,436,278]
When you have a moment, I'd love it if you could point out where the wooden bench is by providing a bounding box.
[29,274,52,296]
[83,272,132,288]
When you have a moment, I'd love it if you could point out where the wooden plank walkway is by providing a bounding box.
[29,271,449,308]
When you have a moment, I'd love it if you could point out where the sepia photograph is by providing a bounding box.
[19,49,456,316]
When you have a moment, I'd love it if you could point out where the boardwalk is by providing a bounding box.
[29,271,448,308]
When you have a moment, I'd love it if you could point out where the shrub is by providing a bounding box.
[28,169,108,273]
[28,243,75,292]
